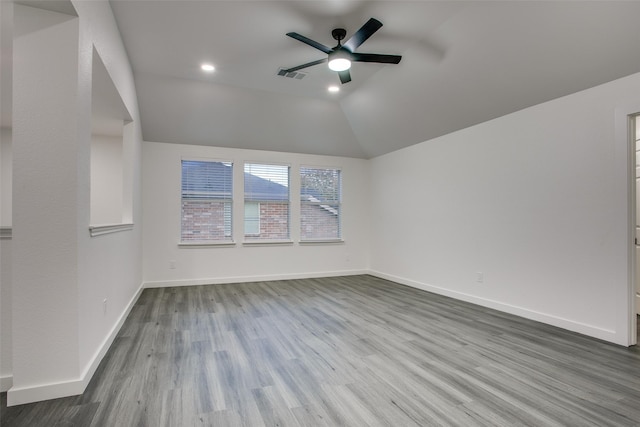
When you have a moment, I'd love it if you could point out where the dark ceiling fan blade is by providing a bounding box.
[284,58,327,73]
[343,18,383,52]
[286,32,332,54]
[338,69,352,84]
[352,53,402,64]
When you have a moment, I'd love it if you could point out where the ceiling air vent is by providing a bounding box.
[277,68,307,80]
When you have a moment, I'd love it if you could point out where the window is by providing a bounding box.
[300,167,341,240]
[181,160,233,242]
[244,163,289,240]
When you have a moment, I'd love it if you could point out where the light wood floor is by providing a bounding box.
[2,275,640,426]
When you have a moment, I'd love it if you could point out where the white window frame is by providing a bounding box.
[179,157,235,246]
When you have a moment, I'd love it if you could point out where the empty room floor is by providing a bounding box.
[2,275,640,426]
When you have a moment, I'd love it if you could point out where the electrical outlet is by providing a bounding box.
[476,272,484,283]
[103,299,108,315]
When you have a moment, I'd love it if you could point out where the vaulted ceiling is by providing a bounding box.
[109,0,640,159]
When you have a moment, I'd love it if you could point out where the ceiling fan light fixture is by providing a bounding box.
[328,50,351,71]
[328,58,351,71]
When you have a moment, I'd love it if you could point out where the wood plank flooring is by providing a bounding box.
[2,275,640,426]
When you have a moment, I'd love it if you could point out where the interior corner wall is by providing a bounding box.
[370,72,640,346]
[142,142,370,287]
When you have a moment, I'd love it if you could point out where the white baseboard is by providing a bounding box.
[369,270,624,346]
[7,282,144,406]
[143,269,369,288]
[6,378,85,406]
[1,375,13,392]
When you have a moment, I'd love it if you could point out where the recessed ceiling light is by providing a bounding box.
[328,85,340,93]
[201,63,215,72]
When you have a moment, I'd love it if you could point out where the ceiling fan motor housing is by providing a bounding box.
[332,28,347,43]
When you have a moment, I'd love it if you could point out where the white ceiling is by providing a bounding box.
[109,0,640,159]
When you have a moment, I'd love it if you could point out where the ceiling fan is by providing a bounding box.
[284,18,402,84]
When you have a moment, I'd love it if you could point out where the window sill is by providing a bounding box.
[89,223,133,237]
[299,239,345,245]
[178,241,236,248]
[243,240,294,247]
[1,227,12,240]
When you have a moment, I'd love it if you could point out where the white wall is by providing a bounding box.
[12,4,82,400]
[90,134,123,225]
[370,72,640,346]
[0,0,12,392]
[0,237,11,391]
[1,128,11,226]
[1,128,12,391]
[8,0,142,405]
[143,142,370,286]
